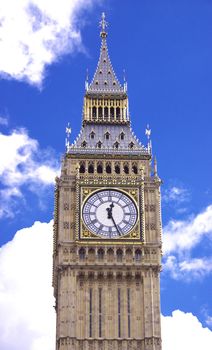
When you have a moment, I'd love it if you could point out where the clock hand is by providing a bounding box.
[106,203,121,236]
[111,215,121,236]
[106,202,114,219]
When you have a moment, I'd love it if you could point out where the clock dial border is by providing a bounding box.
[78,186,143,241]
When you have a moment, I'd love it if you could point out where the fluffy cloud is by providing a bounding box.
[0,220,55,350]
[163,186,190,204]
[0,128,59,218]
[0,0,99,86]
[163,205,212,279]
[163,205,212,254]
[162,310,212,350]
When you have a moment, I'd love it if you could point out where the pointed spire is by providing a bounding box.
[87,13,125,95]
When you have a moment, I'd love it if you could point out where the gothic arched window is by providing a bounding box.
[98,106,103,120]
[135,249,142,261]
[110,107,114,119]
[104,107,108,119]
[79,248,86,260]
[79,163,85,173]
[115,164,120,174]
[88,163,94,173]
[124,164,129,174]
[116,107,120,120]
[98,249,104,260]
[97,163,103,173]
[132,164,138,174]
[93,106,97,120]
[106,163,111,174]
[117,249,123,262]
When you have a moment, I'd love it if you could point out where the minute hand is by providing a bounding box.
[111,215,121,236]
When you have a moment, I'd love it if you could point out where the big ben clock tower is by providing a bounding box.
[53,13,162,350]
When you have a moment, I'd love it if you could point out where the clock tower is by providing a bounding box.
[53,13,162,350]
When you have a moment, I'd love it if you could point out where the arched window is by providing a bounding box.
[105,131,110,140]
[115,164,120,174]
[98,249,104,260]
[88,163,94,173]
[120,132,125,140]
[97,141,102,149]
[79,163,85,173]
[107,248,114,261]
[104,107,108,120]
[129,141,134,149]
[126,248,132,261]
[106,163,111,174]
[135,249,142,261]
[98,106,103,120]
[81,140,87,148]
[88,248,95,261]
[93,106,96,120]
[90,131,95,139]
[117,249,123,262]
[132,165,138,174]
[97,163,103,173]
[124,164,129,174]
[79,248,86,260]
[116,107,120,120]
[110,107,114,119]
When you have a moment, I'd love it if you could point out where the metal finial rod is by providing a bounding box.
[65,122,71,152]
[100,12,108,37]
[145,124,151,140]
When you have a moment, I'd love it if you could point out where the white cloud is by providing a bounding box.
[163,205,212,279]
[0,128,59,218]
[162,310,212,350]
[163,205,212,254]
[0,220,55,350]
[0,0,99,86]
[163,186,190,204]
[163,255,212,280]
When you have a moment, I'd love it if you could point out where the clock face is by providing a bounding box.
[82,189,138,238]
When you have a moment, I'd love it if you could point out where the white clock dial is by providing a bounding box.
[82,189,138,238]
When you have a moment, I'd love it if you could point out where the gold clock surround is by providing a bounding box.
[78,186,142,241]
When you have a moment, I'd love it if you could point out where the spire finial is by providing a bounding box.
[100,12,108,38]
[65,122,71,152]
[145,124,152,154]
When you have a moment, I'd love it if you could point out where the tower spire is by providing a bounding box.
[87,13,124,95]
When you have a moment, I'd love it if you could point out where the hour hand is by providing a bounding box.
[106,202,114,219]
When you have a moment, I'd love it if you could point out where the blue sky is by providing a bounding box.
[0,0,212,349]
